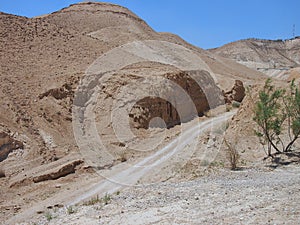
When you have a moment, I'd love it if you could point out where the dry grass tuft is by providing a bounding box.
[223,138,240,170]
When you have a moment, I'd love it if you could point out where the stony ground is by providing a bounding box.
[29,164,300,225]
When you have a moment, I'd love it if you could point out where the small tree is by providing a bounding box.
[253,78,300,156]
[253,78,285,156]
[283,79,300,151]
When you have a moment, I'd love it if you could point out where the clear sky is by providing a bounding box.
[1,0,299,49]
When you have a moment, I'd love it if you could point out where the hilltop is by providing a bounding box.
[210,37,300,79]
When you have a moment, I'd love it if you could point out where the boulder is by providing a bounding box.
[9,157,84,187]
[224,80,245,104]
[32,159,83,183]
[232,80,246,102]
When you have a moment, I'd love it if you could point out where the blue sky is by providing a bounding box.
[1,0,299,49]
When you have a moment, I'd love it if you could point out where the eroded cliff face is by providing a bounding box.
[129,70,223,129]
[92,62,224,130]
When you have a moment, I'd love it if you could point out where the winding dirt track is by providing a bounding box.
[7,111,235,224]
[70,111,235,205]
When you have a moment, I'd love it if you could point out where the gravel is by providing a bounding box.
[33,165,300,225]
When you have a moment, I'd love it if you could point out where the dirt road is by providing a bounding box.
[70,111,235,205]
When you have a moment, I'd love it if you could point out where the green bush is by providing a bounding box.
[253,78,300,156]
[232,101,241,108]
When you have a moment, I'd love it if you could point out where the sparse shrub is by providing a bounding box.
[223,138,240,170]
[210,161,225,167]
[103,193,111,205]
[44,211,53,221]
[67,206,76,214]
[119,151,127,162]
[83,193,112,206]
[226,104,233,112]
[83,195,101,206]
[252,78,300,156]
[232,101,241,108]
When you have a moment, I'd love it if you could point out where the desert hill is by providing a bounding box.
[210,37,300,79]
[0,2,268,223]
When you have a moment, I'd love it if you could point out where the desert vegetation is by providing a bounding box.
[252,78,300,156]
[223,138,240,170]
[83,193,112,206]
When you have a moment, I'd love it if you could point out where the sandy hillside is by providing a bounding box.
[210,37,300,79]
[2,2,299,224]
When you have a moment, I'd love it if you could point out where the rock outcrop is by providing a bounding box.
[32,159,83,183]
[224,80,246,104]
[130,70,224,129]
[0,132,23,162]
[39,83,74,100]
[9,157,84,187]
